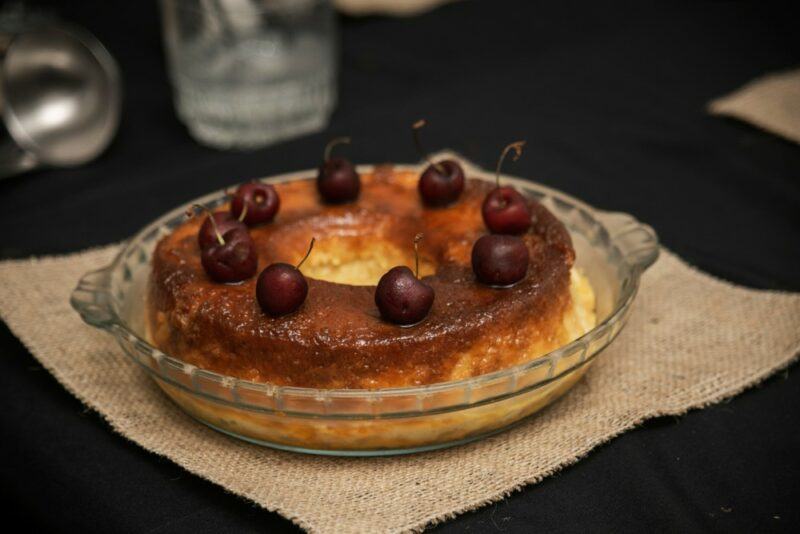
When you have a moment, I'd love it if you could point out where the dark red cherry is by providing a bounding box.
[256,263,308,317]
[483,187,531,234]
[317,137,360,203]
[256,238,315,317]
[374,234,434,325]
[201,228,258,283]
[375,266,434,325]
[230,182,280,226]
[482,141,531,234]
[198,211,247,249]
[471,234,529,287]
[418,160,465,206]
[412,120,464,206]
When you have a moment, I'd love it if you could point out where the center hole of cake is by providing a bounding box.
[300,235,437,286]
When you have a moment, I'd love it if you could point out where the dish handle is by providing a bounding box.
[596,211,659,272]
[70,265,116,329]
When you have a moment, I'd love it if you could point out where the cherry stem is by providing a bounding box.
[495,140,526,188]
[237,201,248,223]
[296,237,316,270]
[192,204,225,245]
[412,120,445,174]
[324,137,351,161]
[413,233,423,279]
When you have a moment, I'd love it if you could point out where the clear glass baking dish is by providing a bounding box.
[71,163,658,456]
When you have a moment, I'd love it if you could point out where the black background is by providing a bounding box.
[1,1,799,532]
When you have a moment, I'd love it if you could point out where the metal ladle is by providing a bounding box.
[0,26,121,178]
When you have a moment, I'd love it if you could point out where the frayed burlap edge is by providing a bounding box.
[708,67,800,144]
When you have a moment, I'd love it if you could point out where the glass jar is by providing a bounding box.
[159,0,337,149]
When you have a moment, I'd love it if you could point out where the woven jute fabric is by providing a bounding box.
[1,240,799,532]
[709,67,800,144]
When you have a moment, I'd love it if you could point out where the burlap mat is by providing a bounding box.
[709,67,800,144]
[1,243,799,532]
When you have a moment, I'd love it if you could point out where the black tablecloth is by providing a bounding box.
[1,1,798,532]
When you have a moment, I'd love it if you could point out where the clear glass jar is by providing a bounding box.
[159,0,337,149]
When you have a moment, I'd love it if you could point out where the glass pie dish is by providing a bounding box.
[71,164,658,456]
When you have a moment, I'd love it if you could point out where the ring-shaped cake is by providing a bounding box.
[148,166,596,389]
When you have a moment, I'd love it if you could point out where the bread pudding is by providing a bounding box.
[147,165,596,389]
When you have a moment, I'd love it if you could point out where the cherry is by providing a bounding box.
[317,136,360,203]
[256,238,315,317]
[471,234,529,287]
[230,182,280,226]
[375,233,435,325]
[199,212,258,283]
[413,120,464,206]
[196,210,248,250]
[482,141,532,235]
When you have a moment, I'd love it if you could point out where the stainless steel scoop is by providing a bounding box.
[0,26,121,177]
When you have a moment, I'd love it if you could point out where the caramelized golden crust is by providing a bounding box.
[148,167,578,389]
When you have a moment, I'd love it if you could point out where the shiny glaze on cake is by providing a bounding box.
[148,166,576,389]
